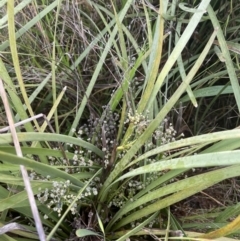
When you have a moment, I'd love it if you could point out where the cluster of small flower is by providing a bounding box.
[128,180,145,197]
[37,178,101,217]
[77,109,119,169]
[37,180,78,217]
[107,116,179,212]
[108,197,125,209]
[127,111,145,125]
[107,180,145,209]
[47,146,94,174]
[81,186,98,197]
[124,110,150,136]
[78,110,119,146]
[154,120,177,144]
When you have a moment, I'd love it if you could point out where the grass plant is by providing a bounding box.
[0,0,240,241]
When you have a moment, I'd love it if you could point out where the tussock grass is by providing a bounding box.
[0,0,240,241]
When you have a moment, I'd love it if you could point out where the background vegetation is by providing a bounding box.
[0,0,240,240]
